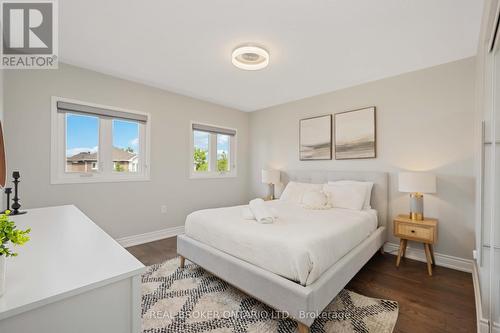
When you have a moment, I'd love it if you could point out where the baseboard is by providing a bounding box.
[383,242,473,273]
[116,226,185,248]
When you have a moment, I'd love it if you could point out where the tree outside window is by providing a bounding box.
[194,148,208,171]
[191,125,235,178]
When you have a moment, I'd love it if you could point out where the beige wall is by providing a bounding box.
[249,57,476,260]
[4,58,477,261]
[4,63,249,238]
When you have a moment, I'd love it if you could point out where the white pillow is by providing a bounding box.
[301,190,331,210]
[328,180,373,209]
[322,183,366,210]
[280,182,323,204]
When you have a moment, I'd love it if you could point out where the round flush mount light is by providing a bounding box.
[231,45,269,71]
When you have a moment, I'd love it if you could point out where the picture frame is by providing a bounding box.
[299,114,332,160]
[334,107,376,160]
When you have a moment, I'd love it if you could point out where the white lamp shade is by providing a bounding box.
[262,169,280,184]
[398,172,437,194]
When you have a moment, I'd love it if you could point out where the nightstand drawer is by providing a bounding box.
[395,223,434,242]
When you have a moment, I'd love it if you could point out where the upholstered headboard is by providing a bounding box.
[282,170,389,227]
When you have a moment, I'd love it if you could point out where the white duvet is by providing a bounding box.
[184,200,378,286]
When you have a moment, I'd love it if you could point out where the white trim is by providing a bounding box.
[383,242,473,273]
[116,226,185,248]
[50,175,151,185]
[189,120,237,179]
[51,96,151,184]
[473,261,491,333]
[189,172,237,180]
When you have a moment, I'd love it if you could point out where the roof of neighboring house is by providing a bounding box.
[67,147,136,162]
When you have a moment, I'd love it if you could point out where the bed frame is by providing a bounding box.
[177,171,388,333]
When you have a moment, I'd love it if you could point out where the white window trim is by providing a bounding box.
[50,96,151,184]
[189,121,237,179]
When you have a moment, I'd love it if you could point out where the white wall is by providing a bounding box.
[4,63,249,239]
[249,57,476,260]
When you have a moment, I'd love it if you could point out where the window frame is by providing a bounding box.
[51,96,151,184]
[189,121,237,179]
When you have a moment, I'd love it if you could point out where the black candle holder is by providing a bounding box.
[10,171,26,215]
[1,187,11,214]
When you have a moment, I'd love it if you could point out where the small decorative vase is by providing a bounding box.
[0,255,5,296]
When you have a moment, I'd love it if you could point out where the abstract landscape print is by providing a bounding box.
[299,115,332,160]
[334,107,376,160]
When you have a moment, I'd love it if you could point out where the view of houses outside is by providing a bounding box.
[65,114,139,173]
[193,131,229,172]
[112,119,139,172]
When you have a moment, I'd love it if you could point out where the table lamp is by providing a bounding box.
[262,169,280,200]
[398,172,436,221]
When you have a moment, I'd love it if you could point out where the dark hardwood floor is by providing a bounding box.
[127,237,476,333]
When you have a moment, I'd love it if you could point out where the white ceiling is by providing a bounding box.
[60,0,483,112]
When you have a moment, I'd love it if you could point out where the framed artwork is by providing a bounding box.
[299,114,332,160]
[334,107,376,160]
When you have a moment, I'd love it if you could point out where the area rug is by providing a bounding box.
[142,257,398,333]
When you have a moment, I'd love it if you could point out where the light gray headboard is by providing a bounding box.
[283,170,389,227]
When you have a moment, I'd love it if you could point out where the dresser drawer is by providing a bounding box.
[395,222,435,243]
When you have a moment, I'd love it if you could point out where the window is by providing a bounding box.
[112,119,140,173]
[216,134,230,172]
[190,123,236,178]
[51,97,150,184]
[65,113,99,173]
[193,130,210,172]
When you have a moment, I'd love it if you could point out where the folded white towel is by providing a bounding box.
[249,198,275,224]
[242,206,278,220]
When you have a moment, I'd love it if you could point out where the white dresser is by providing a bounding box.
[0,205,145,333]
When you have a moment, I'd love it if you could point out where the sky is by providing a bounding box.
[66,116,228,158]
[66,114,139,157]
[193,131,229,156]
[113,119,139,152]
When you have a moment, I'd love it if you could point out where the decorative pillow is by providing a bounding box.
[301,190,331,210]
[322,183,366,210]
[328,180,373,209]
[280,182,323,204]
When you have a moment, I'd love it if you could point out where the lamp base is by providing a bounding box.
[267,183,275,200]
[409,193,424,221]
[409,212,424,221]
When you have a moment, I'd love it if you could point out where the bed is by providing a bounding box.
[177,171,388,333]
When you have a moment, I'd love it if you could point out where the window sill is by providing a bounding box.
[51,175,151,185]
[189,172,237,180]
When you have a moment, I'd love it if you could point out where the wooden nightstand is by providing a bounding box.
[393,215,438,276]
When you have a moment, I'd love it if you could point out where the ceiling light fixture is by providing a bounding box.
[231,45,269,71]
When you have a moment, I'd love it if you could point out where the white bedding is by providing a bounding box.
[184,200,378,285]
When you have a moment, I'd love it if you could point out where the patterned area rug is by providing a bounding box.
[142,257,398,333]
